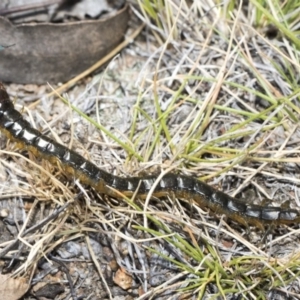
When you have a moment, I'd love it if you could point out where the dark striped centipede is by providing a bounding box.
[0,82,299,229]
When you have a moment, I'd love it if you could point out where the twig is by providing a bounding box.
[49,254,79,300]
[0,202,71,258]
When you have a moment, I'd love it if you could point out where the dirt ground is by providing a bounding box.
[1,1,300,300]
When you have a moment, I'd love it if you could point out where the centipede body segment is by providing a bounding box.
[0,82,299,229]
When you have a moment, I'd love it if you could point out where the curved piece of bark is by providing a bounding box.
[0,4,129,84]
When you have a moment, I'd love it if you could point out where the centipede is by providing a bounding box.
[0,82,299,229]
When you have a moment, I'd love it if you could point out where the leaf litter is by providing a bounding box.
[1,1,300,299]
[0,0,129,83]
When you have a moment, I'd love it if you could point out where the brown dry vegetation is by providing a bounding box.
[1,1,300,299]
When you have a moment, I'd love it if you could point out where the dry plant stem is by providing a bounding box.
[85,235,113,300]
[0,202,71,258]
[1,83,300,230]
[136,271,189,300]
[49,254,78,300]
[28,23,146,110]
[233,122,297,197]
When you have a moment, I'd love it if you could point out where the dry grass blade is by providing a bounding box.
[1,0,300,299]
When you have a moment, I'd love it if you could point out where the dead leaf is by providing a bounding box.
[0,3,129,84]
[34,282,64,298]
[0,274,29,300]
[113,268,132,290]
